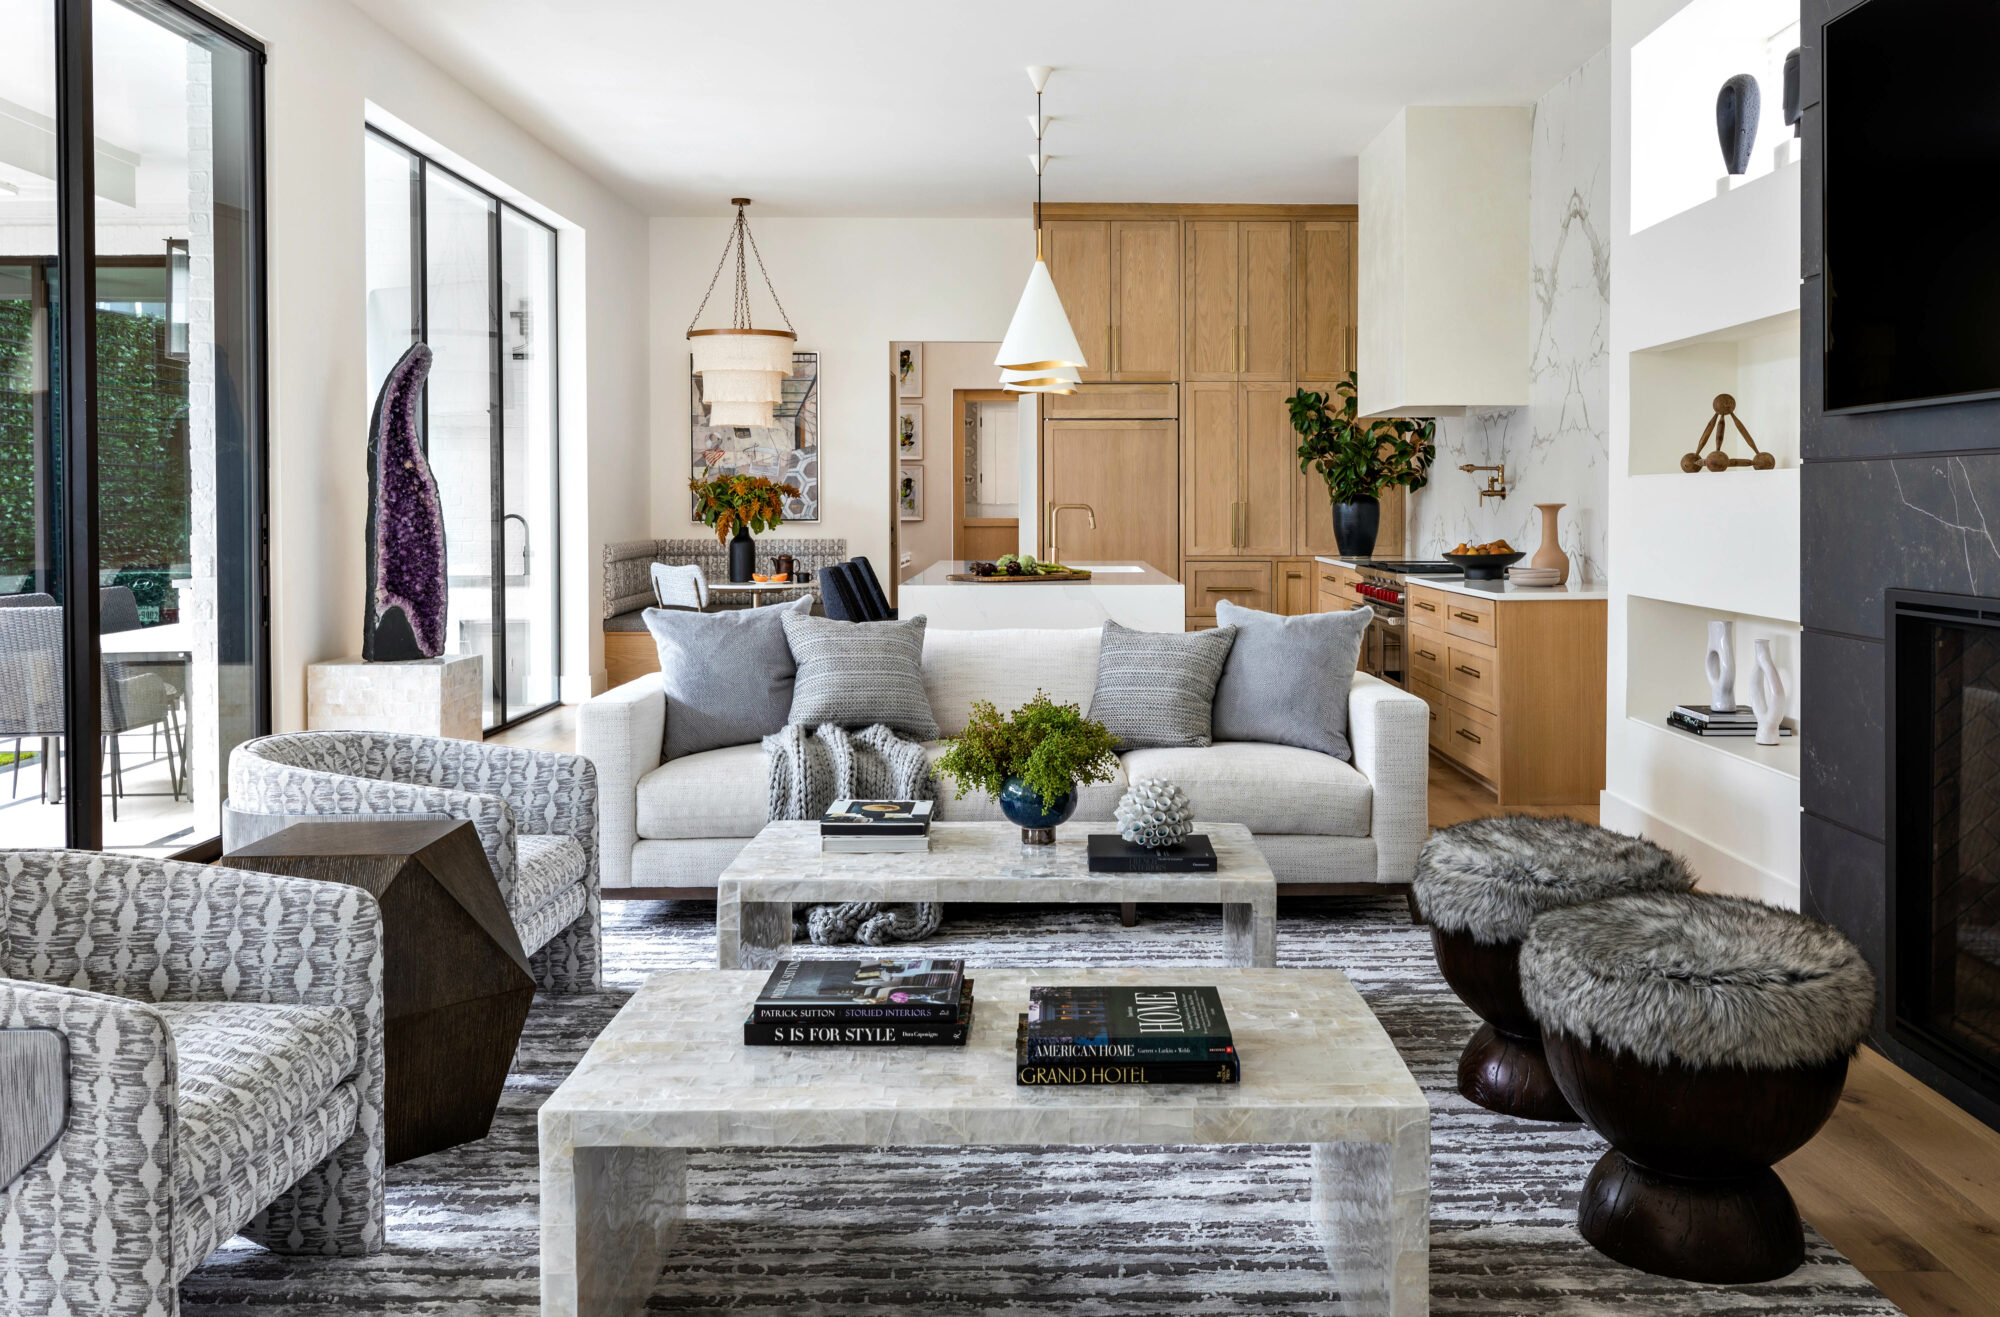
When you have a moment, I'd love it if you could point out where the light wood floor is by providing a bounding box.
[493,706,2000,1315]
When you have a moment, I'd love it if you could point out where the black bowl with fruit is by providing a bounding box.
[1443,541,1525,581]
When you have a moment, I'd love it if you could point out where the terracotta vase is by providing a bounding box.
[1531,502,1569,585]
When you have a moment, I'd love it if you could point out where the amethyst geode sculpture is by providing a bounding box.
[364,342,448,661]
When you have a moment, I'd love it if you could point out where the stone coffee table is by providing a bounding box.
[539,966,1430,1316]
[715,820,1278,969]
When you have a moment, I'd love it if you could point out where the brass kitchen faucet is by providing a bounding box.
[1046,503,1095,563]
[1459,463,1508,502]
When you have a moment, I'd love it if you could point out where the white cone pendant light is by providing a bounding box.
[688,198,796,430]
[996,66,1086,379]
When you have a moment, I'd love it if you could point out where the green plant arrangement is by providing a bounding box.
[1288,370,1438,505]
[934,692,1120,810]
[688,466,800,543]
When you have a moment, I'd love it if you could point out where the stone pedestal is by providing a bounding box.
[306,654,483,741]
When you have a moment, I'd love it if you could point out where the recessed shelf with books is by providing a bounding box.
[1623,594,1800,782]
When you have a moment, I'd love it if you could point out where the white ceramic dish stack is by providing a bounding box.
[1507,566,1565,588]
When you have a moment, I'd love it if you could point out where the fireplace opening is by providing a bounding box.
[1890,591,2000,1100]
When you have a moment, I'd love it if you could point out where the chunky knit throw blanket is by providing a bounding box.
[762,723,943,947]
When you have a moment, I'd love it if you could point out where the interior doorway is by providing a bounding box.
[953,389,1019,561]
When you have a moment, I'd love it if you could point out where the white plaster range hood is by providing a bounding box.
[1357,106,1531,419]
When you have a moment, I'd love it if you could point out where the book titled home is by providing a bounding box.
[1021,985,1238,1067]
[1014,1015,1239,1085]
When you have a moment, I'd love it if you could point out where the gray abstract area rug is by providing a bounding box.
[179,898,1902,1316]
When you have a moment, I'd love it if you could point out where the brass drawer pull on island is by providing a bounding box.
[1455,663,1482,679]
[1456,728,1483,746]
[1454,609,1481,623]
[1204,585,1249,594]
[1412,599,1438,615]
[1415,646,1438,662]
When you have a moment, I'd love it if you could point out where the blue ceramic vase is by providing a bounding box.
[998,777,1077,845]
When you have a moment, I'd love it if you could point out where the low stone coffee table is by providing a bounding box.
[539,966,1429,1316]
[714,820,1278,969]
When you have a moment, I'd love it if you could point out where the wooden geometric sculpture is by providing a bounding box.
[1681,393,1776,473]
[222,820,535,1164]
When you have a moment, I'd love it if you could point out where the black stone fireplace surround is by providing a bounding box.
[1802,0,2000,1129]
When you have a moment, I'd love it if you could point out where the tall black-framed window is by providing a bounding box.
[0,0,269,856]
[364,127,561,733]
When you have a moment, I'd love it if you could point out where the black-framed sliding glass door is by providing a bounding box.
[0,0,268,855]
[364,128,560,733]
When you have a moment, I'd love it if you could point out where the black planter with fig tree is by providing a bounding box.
[1290,372,1436,560]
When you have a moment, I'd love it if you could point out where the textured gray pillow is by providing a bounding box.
[782,612,940,739]
[1213,599,1372,761]
[645,597,812,760]
[1086,621,1238,749]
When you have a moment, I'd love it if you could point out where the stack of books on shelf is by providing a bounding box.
[744,958,972,1046]
[1015,985,1239,1086]
[1666,702,1793,738]
[820,799,934,853]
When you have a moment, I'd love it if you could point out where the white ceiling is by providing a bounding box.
[350,1,1611,218]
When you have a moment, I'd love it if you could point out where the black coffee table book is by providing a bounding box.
[744,957,972,1046]
[1086,833,1218,872]
[1015,985,1239,1085]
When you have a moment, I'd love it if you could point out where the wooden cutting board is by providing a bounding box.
[944,571,1095,583]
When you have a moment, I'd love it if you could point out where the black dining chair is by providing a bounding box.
[820,563,869,622]
[846,556,897,620]
[100,585,145,633]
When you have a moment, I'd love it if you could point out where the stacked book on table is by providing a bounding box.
[1015,985,1239,1086]
[1666,702,1793,738]
[820,799,933,853]
[744,958,972,1046]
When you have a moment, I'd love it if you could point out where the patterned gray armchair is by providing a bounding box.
[0,850,386,1316]
[226,731,601,993]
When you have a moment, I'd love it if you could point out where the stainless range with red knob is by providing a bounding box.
[1336,559,1464,689]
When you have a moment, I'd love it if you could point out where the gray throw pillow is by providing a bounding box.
[782,612,940,740]
[1086,621,1238,749]
[645,597,811,760]
[1213,599,1372,761]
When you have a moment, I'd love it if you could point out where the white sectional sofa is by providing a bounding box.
[579,626,1430,897]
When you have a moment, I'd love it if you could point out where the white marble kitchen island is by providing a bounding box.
[899,559,1184,631]
[539,966,1430,1316]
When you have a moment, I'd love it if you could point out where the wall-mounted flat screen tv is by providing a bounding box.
[1825,0,2000,413]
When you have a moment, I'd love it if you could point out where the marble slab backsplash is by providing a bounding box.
[1407,49,1610,584]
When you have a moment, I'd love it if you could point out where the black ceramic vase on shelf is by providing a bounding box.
[1716,73,1760,175]
[729,525,755,582]
[1333,496,1380,559]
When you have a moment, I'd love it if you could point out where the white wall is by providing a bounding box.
[207,0,650,723]
[650,219,1033,573]
[1408,50,1612,583]
[894,340,1004,578]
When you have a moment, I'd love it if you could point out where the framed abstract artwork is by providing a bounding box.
[894,341,923,398]
[690,350,819,521]
[897,403,924,460]
[898,463,924,521]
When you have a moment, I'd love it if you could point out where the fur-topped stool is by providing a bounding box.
[1413,817,1694,1121]
[1521,891,1875,1283]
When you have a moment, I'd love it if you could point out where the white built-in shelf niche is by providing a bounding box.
[1624,593,1800,780]
[1629,310,1799,476]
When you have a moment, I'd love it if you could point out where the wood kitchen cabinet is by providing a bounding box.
[1294,220,1356,383]
[1408,584,1606,806]
[1041,418,1180,571]
[1185,221,1291,381]
[1043,219,1179,383]
[1184,559,1273,628]
[1277,559,1316,615]
[1184,381,1293,559]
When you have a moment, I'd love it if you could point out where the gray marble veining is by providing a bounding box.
[539,966,1430,1316]
[715,821,1279,969]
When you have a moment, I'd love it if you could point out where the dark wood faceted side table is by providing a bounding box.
[221,819,535,1165]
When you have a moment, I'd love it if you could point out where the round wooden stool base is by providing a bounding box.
[1578,1149,1805,1284]
[1458,1023,1581,1123]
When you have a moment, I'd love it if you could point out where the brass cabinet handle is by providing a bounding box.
[1456,728,1483,745]
[1412,599,1437,613]
[1455,664,1482,679]
[1111,325,1120,373]
[1415,648,1437,661]
[1454,609,1482,623]
[1285,570,1304,579]
[1236,325,1245,373]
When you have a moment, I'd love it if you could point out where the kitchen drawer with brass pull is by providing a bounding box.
[1407,585,1447,621]
[1184,559,1273,615]
[1445,698,1499,779]
[1445,638,1500,712]
[1443,595,1496,646]
[1409,635,1446,688]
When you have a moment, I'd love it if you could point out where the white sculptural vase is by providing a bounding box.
[1705,620,1736,713]
[1747,638,1787,746]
